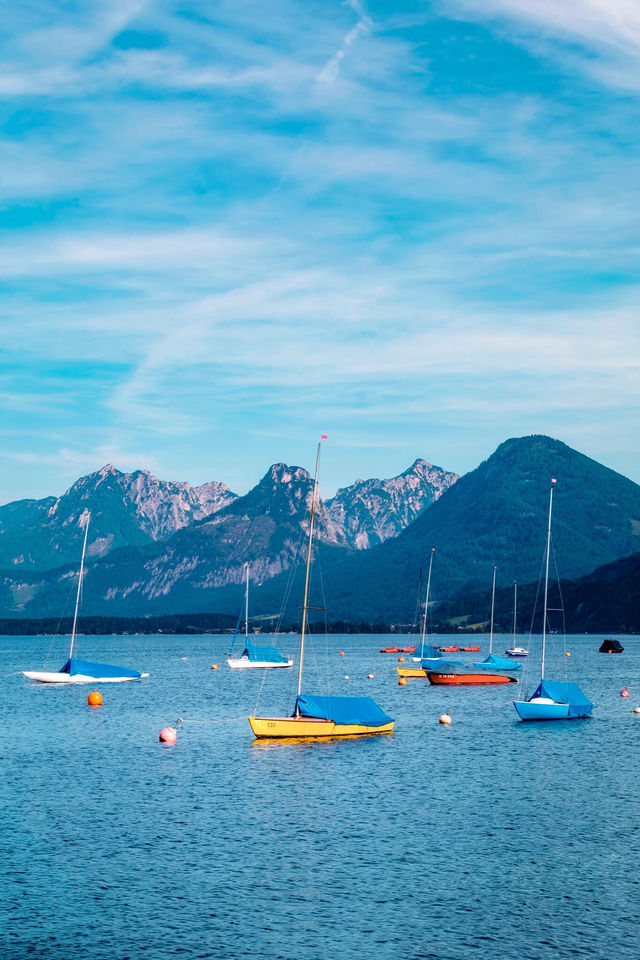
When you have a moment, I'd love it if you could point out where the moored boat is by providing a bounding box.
[249,440,394,740]
[427,569,521,685]
[227,565,292,669]
[427,669,518,686]
[513,480,592,722]
[505,581,528,658]
[23,515,148,684]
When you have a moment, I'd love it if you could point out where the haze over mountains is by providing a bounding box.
[1,436,639,625]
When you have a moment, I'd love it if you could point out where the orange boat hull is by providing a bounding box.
[427,672,518,686]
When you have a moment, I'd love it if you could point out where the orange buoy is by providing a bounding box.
[398,656,405,663]
[87,691,103,707]
[439,713,452,725]
[339,651,345,656]
[367,673,375,679]
[565,651,571,657]
[398,677,407,686]
[211,664,218,670]
[621,688,630,698]
[159,726,177,744]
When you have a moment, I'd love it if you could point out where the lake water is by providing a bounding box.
[1,631,638,960]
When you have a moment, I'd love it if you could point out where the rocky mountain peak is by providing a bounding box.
[327,458,458,549]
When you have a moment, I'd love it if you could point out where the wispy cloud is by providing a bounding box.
[1,0,639,502]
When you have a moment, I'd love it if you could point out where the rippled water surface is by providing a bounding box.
[2,631,639,960]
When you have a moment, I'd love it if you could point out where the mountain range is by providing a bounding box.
[0,456,454,618]
[1,435,639,625]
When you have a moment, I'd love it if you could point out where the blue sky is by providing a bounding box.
[1,0,639,502]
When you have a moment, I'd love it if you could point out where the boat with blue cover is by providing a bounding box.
[397,643,443,678]
[249,441,394,739]
[426,567,521,685]
[514,480,592,721]
[23,515,149,684]
[226,565,293,669]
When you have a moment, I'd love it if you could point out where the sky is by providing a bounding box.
[1,0,639,503]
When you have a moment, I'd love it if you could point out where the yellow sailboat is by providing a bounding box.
[248,440,394,740]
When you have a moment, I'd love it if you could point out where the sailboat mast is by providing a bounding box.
[420,548,435,655]
[489,565,496,655]
[244,563,249,640]
[69,515,90,660]
[512,581,517,646]
[296,441,321,701]
[541,480,555,679]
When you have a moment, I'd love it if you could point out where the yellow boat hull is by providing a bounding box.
[248,715,394,739]
[396,667,427,678]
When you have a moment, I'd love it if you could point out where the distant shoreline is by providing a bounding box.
[0,614,621,636]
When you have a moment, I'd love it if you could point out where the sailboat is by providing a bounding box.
[23,515,149,684]
[412,548,436,663]
[248,441,394,739]
[398,549,441,678]
[513,480,593,721]
[505,581,528,658]
[426,566,521,685]
[226,564,293,669]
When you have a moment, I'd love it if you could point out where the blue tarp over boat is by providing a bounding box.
[296,695,394,726]
[475,654,522,671]
[243,640,289,664]
[59,658,143,679]
[531,679,593,718]
[415,644,440,659]
[421,658,464,670]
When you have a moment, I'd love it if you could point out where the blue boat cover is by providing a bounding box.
[243,640,289,664]
[532,679,593,718]
[475,654,522,671]
[415,644,440,659]
[60,658,143,679]
[422,658,464,670]
[296,695,394,726]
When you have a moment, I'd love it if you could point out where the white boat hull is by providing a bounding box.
[23,671,149,684]
[226,658,293,670]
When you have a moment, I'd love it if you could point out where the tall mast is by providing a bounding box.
[489,565,496,655]
[244,563,249,640]
[420,548,435,656]
[541,480,556,679]
[512,581,517,647]
[296,441,322,703]
[69,515,90,660]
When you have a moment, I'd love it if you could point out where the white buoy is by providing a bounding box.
[367,673,375,679]
[633,706,640,714]
[439,713,452,725]
[344,675,350,680]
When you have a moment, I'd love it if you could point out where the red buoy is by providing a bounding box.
[621,688,630,698]
[159,726,177,744]
[87,691,103,707]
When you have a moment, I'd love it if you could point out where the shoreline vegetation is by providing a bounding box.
[0,613,630,637]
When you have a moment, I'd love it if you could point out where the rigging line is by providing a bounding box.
[314,542,331,699]
[253,522,307,718]
[550,537,569,679]
[41,576,79,669]
[176,717,247,725]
